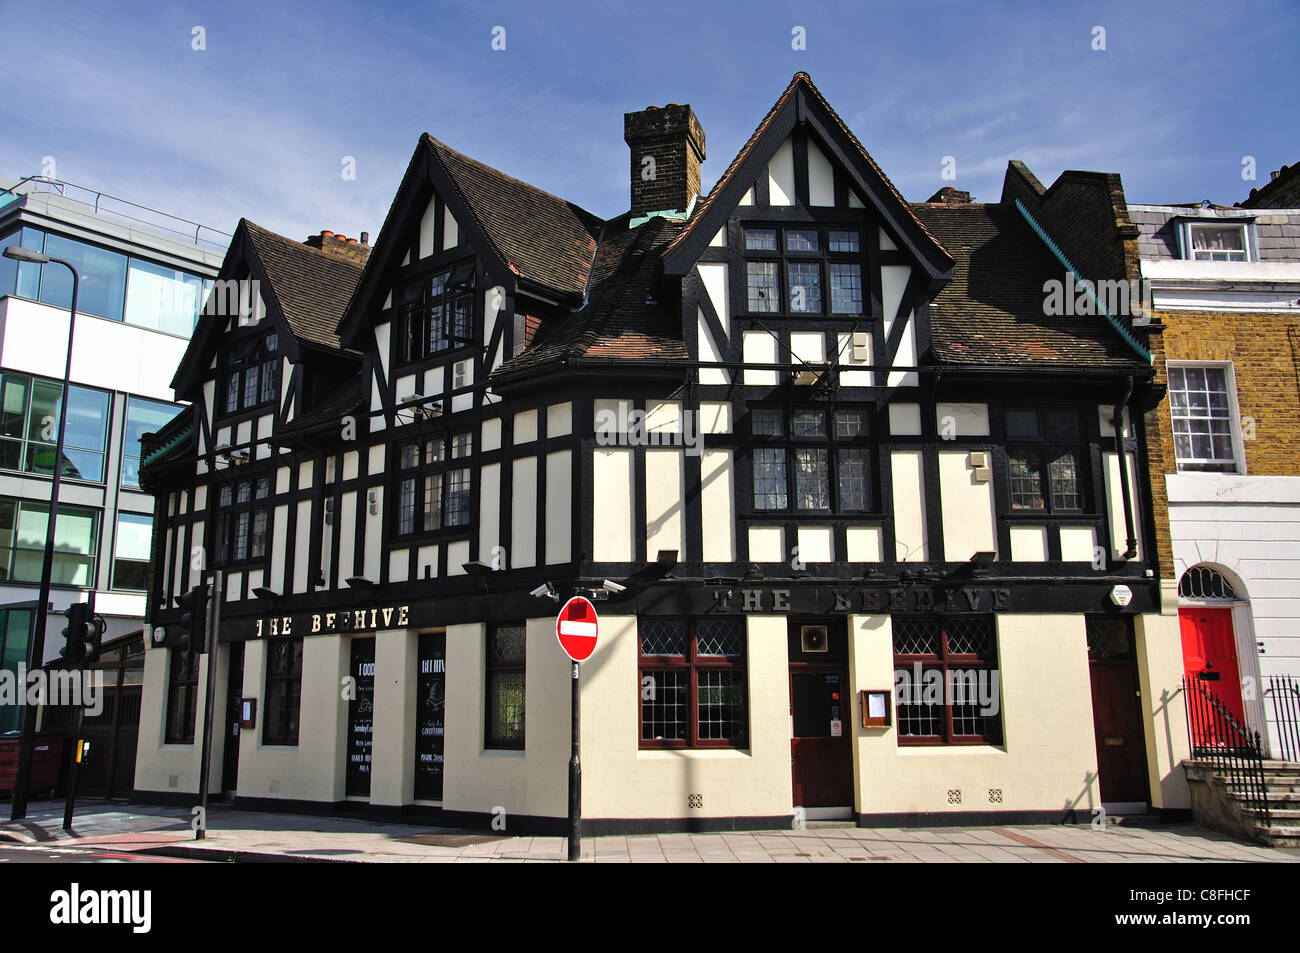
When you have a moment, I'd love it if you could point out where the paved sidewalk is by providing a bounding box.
[1,801,1296,862]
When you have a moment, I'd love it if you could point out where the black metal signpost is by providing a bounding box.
[569,660,580,861]
[195,570,223,840]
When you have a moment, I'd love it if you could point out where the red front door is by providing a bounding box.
[1179,607,1245,745]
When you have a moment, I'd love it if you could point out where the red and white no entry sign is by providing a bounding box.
[556,596,599,662]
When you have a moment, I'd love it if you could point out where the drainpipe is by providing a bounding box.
[1113,375,1137,560]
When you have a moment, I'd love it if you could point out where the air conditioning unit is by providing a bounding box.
[801,625,828,653]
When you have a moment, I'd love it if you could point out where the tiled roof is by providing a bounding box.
[424,135,603,299]
[494,215,687,377]
[243,221,364,352]
[912,202,1146,368]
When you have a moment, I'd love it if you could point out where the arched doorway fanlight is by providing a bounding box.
[1178,565,1237,601]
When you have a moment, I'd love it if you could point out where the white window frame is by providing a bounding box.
[1177,220,1254,263]
[1167,360,1246,475]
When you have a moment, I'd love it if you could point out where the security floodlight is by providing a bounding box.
[345,576,375,590]
[462,560,494,576]
[656,550,678,570]
[253,587,281,601]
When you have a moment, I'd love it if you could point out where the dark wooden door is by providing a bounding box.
[346,638,375,798]
[1179,607,1245,746]
[1089,660,1149,803]
[790,669,853,808]
[221,643,244,794]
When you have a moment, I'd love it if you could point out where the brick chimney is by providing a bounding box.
[926,187,973,205]
[303,229,371,266]
[624,103,706,218]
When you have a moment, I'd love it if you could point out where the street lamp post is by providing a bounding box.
[5,245,81,821]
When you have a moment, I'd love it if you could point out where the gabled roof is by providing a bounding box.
[243,222,364,352]
[172,220,363,397]
[425,136,603,297]
[913,202,1147,368]
[493,216,687,381]
[663,73,954,283]
[339,136,603,345]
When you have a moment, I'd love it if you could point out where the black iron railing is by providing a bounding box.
[1183,677,1270,829]
[1265,675,1300,763]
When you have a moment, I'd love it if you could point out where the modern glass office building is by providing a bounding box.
[0,177,224,713]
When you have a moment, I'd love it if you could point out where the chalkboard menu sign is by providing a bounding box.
[345,638,375,797]
[414,632,446,801]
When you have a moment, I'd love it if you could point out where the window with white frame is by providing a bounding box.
[1181,221,1251,262]
[1168,364,1239,473]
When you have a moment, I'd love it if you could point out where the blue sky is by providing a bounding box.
[2,1,1295,245]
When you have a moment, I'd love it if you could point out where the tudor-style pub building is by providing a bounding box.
[134,73,1191,830]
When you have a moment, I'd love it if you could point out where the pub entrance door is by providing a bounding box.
[1085,617,1150,809]
[221,642,245,796]
[788,619,853,817]
[346,638,376,798]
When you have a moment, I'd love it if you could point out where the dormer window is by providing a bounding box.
[1180,221,1252,262]
[401,263,474,364]
[221,332,279,416]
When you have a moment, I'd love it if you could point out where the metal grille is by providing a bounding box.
[1086,616,1133,659]
[696,619,744,657]
[945,618,995,657]
[1178,565,1237,600]
[892,618,939,656]
[640,619,687,656]
[490,624,526,664]
[697,669,745,741]
[641,670,687,741]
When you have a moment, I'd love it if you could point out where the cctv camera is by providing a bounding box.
[529,582,559,601]
[601,579,626,594]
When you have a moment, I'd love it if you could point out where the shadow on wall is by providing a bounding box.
[1061,769,1099,824]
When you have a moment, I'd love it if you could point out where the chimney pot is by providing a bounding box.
[360,231,369,245]
[322,229,334,237]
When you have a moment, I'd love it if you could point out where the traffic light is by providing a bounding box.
[60,601,91,664]
[85,614,107,665]
[175,584,210,654]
